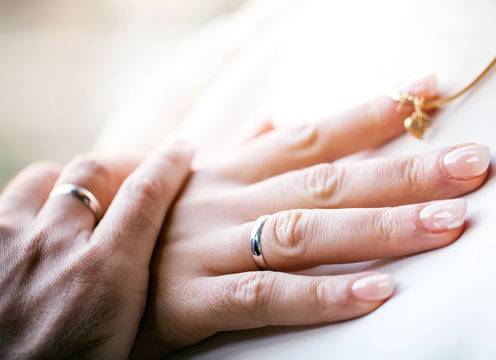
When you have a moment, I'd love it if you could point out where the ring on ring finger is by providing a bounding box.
[250,215,271,270]
[49,183,103,222]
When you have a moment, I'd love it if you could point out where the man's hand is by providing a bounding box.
[0,138,192,359]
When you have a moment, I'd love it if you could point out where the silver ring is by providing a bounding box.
[250,215,271,271]
[49,184,102,222]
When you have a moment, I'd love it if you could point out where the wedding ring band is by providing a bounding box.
[49,183,102,222]
[250,215,271,271]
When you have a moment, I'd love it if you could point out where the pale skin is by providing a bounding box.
[132,76,491,357]
[0,77,491,358]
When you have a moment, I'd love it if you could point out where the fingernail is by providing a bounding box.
[402,74,438,97]
[351,274,395,302]
[419,199,467,232]
[443,144,491,179]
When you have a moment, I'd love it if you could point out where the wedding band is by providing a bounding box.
[49,184,102,222]
[250,215,271,270]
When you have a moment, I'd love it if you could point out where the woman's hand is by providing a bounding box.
[0,138,192,358]
[134,77,491,357]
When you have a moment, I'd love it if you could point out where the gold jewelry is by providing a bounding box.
[391,56,496,139]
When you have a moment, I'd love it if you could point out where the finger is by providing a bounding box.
[36,154,140,236]
[195,120,275,170]
[238,143,490,216]
[92,139,193,268]
[0,161,61,221]
[206,199,467,274]
[181,271,394,336]
[216,75,437,183]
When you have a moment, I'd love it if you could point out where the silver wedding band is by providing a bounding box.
[250,215,271,271]
[49,184,102,222]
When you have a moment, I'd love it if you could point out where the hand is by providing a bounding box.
[134,76,491,357]
[0,138,192,358]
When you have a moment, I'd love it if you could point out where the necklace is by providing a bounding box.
[391,56,496,139]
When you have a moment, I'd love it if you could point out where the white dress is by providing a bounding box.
[98,0,496,358]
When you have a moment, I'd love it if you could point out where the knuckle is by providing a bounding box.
[398,156,425,195]
[124,175,163,205]
[311,279,340,310]
[24,228,50,260]
[281,124,319,150]
[301,164,343,206]
[119,176,164,236]
[372,208,395,246]
[72,242,110,278]
[268,210,309,259]
[68,156,111,181]
[228,272,275,318]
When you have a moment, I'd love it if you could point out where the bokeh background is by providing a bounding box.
[0,0,247,185]
[2,0,494,187]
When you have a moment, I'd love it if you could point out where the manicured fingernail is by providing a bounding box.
[443,144,491,179]
[351,274,395,302]
[419,199,467,232]
[402,74,437,97]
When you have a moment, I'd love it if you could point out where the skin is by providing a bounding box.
[0,76,490,358]
[0,138,193,359]
[132,76,490,357]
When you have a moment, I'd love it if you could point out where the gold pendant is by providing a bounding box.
[389,56,495,139]
[404,110,431,139]
[394,93,431,139]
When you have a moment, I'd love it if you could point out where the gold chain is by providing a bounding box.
[393,56,496,139]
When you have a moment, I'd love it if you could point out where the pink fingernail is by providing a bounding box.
[419,199,467,232]
[401,74,438,97]
[416,75,437,95]
[443,144,491,179]
[351,274,395,302]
